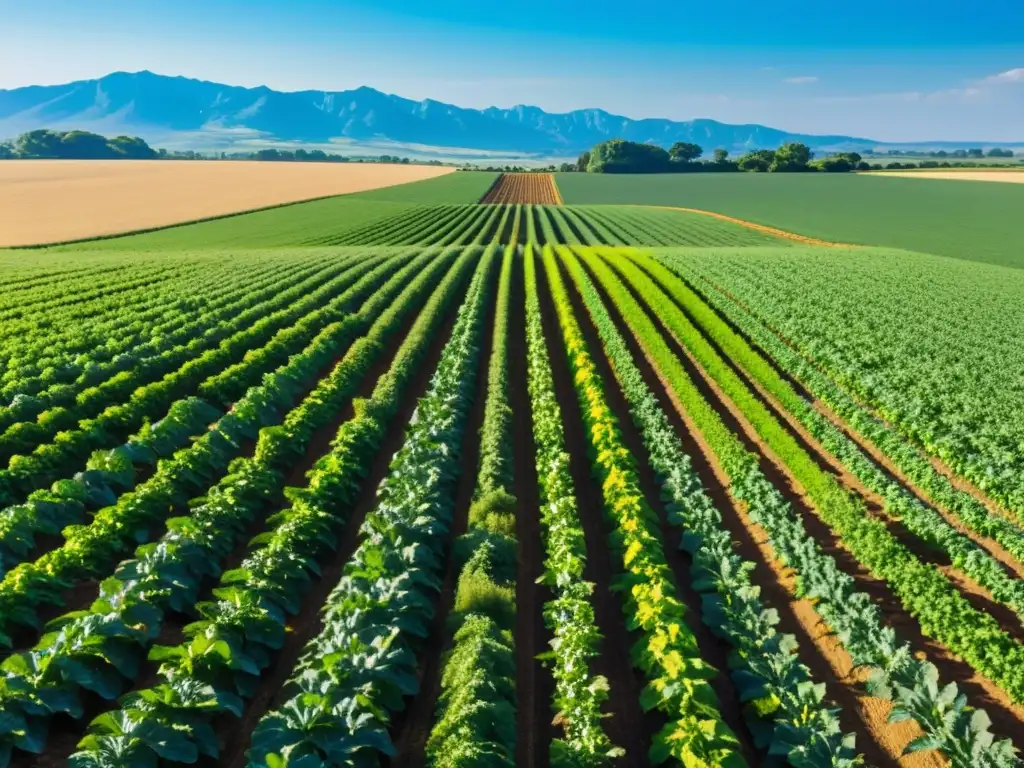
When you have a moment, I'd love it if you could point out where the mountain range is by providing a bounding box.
[0,70,1003,158]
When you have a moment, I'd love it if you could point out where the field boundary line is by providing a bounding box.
[550,173,564,205]
[636,204,858,248]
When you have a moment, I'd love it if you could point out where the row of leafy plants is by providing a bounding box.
[0,249,446,766]
[618,252,1024,702]
[588,247,1019,767]
[563,247,859,766]
[0,253,380,507]
[66,247,482,767]
[0,256,327,415]
[523,244,620,765]
[425,245,518,767]
[540,245,747,766]
[0,251,407,588]
[0,396,220,580]
[645,253,1024,626]
[667,257,1024,575]
[243,246,497,766]
[0,254,340,433]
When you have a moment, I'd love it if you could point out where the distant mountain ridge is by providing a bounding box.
[0,69,894,156]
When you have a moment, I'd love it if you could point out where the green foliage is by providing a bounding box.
[669,141,703,163]
[587,138,671,173]
[770,142,814,171]
[10,129,157,160]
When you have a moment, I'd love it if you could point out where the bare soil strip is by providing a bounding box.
[535,259,656,761]
[509,251,553,768]
[640,205,855,247]
[621,277,1024,759]
[480,173,562,205]
[387,277,497,768]
[0,160,453,247]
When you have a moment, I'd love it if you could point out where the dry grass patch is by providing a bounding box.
[0,160,454,246]
[864,170,1024,183]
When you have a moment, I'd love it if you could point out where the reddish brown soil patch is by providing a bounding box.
[480,174,562,205]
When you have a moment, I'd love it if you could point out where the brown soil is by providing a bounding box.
[621,278,1024,758]
[386,274,497,767]
[534,259,658,764]
[0,160,453,247]
[481,174,562,205]
[216,304,465,768]
[508,249,554,768]
[556,259,758,762]
[633,265,1024,639]
[574,257,905,765]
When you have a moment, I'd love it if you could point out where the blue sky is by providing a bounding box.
[3,0,1023,141]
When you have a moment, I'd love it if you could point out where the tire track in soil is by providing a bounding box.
[680,272,1024,582]
[215,301,468,768]
[386,266,497,768]
[576,258,934,767]
[555,258,758,763]
[14,272,436,768]
[534,258,656,765]
[509,249,553,768]
[634,262,1024,641]
[601,261,1024,758]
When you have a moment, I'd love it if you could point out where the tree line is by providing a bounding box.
[0,129,448,165]
[563,138,1022,174]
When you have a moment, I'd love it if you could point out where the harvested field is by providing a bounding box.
[0,160,453,247]
[863,169,1024,183]
[481,172,562,204]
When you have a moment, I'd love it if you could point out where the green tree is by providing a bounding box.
[669,141,703,162]
[737,149,775,172]
[576,150,591,172]
[712,148,729,164]
[771,142,814,171]
[587,139,671,173]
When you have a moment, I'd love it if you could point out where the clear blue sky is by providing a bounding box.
[3,0,1023,141]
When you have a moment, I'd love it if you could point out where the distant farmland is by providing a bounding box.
[557,171,1024,268]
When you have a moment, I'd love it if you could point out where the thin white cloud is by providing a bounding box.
[984,68,1024,84]
[783,76,819,85]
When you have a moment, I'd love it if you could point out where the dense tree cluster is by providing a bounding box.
[1,130,159,159]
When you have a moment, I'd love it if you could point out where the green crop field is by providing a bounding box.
[1,170,1023,768]
[557,171,1024,268]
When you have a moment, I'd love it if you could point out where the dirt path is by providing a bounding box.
[0,160,453,247]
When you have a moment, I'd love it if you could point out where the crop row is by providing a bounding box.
[426,245,519,766]
[61,247,481,767]
[584,247,1019,767]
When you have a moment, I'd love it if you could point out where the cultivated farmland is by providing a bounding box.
[1,171,1023,768]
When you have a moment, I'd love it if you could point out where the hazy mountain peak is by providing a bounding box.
[0,69,879,154]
